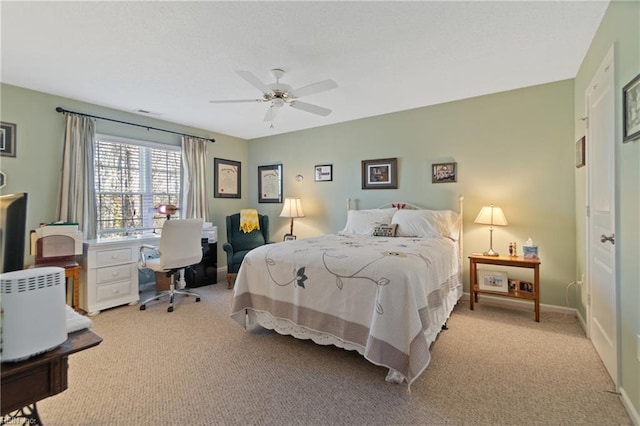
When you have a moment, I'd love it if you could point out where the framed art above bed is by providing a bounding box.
[361,158,397,189]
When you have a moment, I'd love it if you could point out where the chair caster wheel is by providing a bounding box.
[196,297,201,302]
[167,306,174,313]
[140,305,146,311]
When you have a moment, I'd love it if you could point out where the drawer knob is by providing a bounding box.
[112,289,120,294]
[111,271,120,277]
[111,254,119,259]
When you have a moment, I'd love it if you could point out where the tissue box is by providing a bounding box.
[523,245,539,259]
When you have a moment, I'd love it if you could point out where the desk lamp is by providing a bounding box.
[474,205,508,256]
[279,198,304,237]
[157,204,178,220]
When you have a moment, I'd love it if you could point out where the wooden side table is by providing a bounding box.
[61,265,81,312]
[31,263,81,312]
[469,254,541,322]
[1,329,102,422]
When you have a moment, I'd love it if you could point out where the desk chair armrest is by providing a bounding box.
[139,245,159,268]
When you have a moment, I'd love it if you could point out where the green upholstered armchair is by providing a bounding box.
[223,213,270,288]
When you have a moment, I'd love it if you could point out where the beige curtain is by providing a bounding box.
[58,114,97,239]
[181,136,209,219]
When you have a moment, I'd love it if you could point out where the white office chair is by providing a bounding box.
[139,218,204,312]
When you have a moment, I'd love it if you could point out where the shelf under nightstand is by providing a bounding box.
[469,253,541,322]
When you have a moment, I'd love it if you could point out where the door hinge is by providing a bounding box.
[586,205,590,217]
[580,116,589,129]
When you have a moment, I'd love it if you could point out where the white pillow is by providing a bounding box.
[341,208,396,235]
[391,209,460,240]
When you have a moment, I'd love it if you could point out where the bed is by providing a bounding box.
[230,197,464,386]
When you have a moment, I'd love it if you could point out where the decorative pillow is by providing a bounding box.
[372,223,397,237]
[391,209,460,240]
[340,208,396,235]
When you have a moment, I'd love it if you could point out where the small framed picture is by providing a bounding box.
[575,136,585,168]
[478,269,508,293]
[623,73,640,143]
[508,279,518,293]
[519,280,535,293]
[0,122,17,158]
[314,164,333,182]
[432,162,457,183]
[284,234,296,241]
[361,157,398,189]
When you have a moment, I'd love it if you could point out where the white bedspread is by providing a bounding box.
[230,233,462,385]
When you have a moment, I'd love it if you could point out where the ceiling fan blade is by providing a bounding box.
[263,105,281,122]
[236,70,272,94]
[209,99,263,104]
[290,79,338,98]
[289,101,332,117]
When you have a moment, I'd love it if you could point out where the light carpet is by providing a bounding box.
[37,283,631,425]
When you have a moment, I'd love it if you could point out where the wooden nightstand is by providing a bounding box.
[469,253,541,322]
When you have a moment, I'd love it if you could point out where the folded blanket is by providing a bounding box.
[66,305,93,333]
[240,209,260,233]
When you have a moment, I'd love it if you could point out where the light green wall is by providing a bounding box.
[248,79,576,308]
[0,83,249,265]
[573,0,640,417]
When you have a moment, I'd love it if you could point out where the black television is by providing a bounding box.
[0,193,28,273]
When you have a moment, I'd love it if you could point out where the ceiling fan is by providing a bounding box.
[209,69,338,125]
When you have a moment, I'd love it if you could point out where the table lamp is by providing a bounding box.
[280,198,304,236]
[474,205,508,256]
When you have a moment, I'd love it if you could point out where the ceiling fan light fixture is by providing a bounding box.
[209,68,337,127]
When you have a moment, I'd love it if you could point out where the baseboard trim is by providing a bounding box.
[620,386,640,425]
[461,292,576,316]
[576,309,588,334]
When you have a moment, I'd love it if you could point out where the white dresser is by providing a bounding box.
[80,235,160,315]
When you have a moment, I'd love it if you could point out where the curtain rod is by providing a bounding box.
[55,107,215,143]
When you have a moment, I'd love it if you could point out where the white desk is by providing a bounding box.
[80,235,160,316]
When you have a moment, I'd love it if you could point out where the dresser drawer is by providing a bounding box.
[95,264,132,284]
[96,280,133,303]
[95,247,135,267]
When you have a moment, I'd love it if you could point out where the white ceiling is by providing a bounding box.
[1,1,609,140]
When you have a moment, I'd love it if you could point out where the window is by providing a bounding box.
[94,135,181,237]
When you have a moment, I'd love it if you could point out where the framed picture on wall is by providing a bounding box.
[0,122,17,158]
[214,158,241,198]
[361,158,397,189]
[314,164,333,182]
[575,136,585,168]
[258,164,283,203]
[623,72,640,143]
[432,162,457,183]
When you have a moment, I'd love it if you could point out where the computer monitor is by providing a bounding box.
[0,193,28,273]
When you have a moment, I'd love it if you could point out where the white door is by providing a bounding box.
[586,46,618,385]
